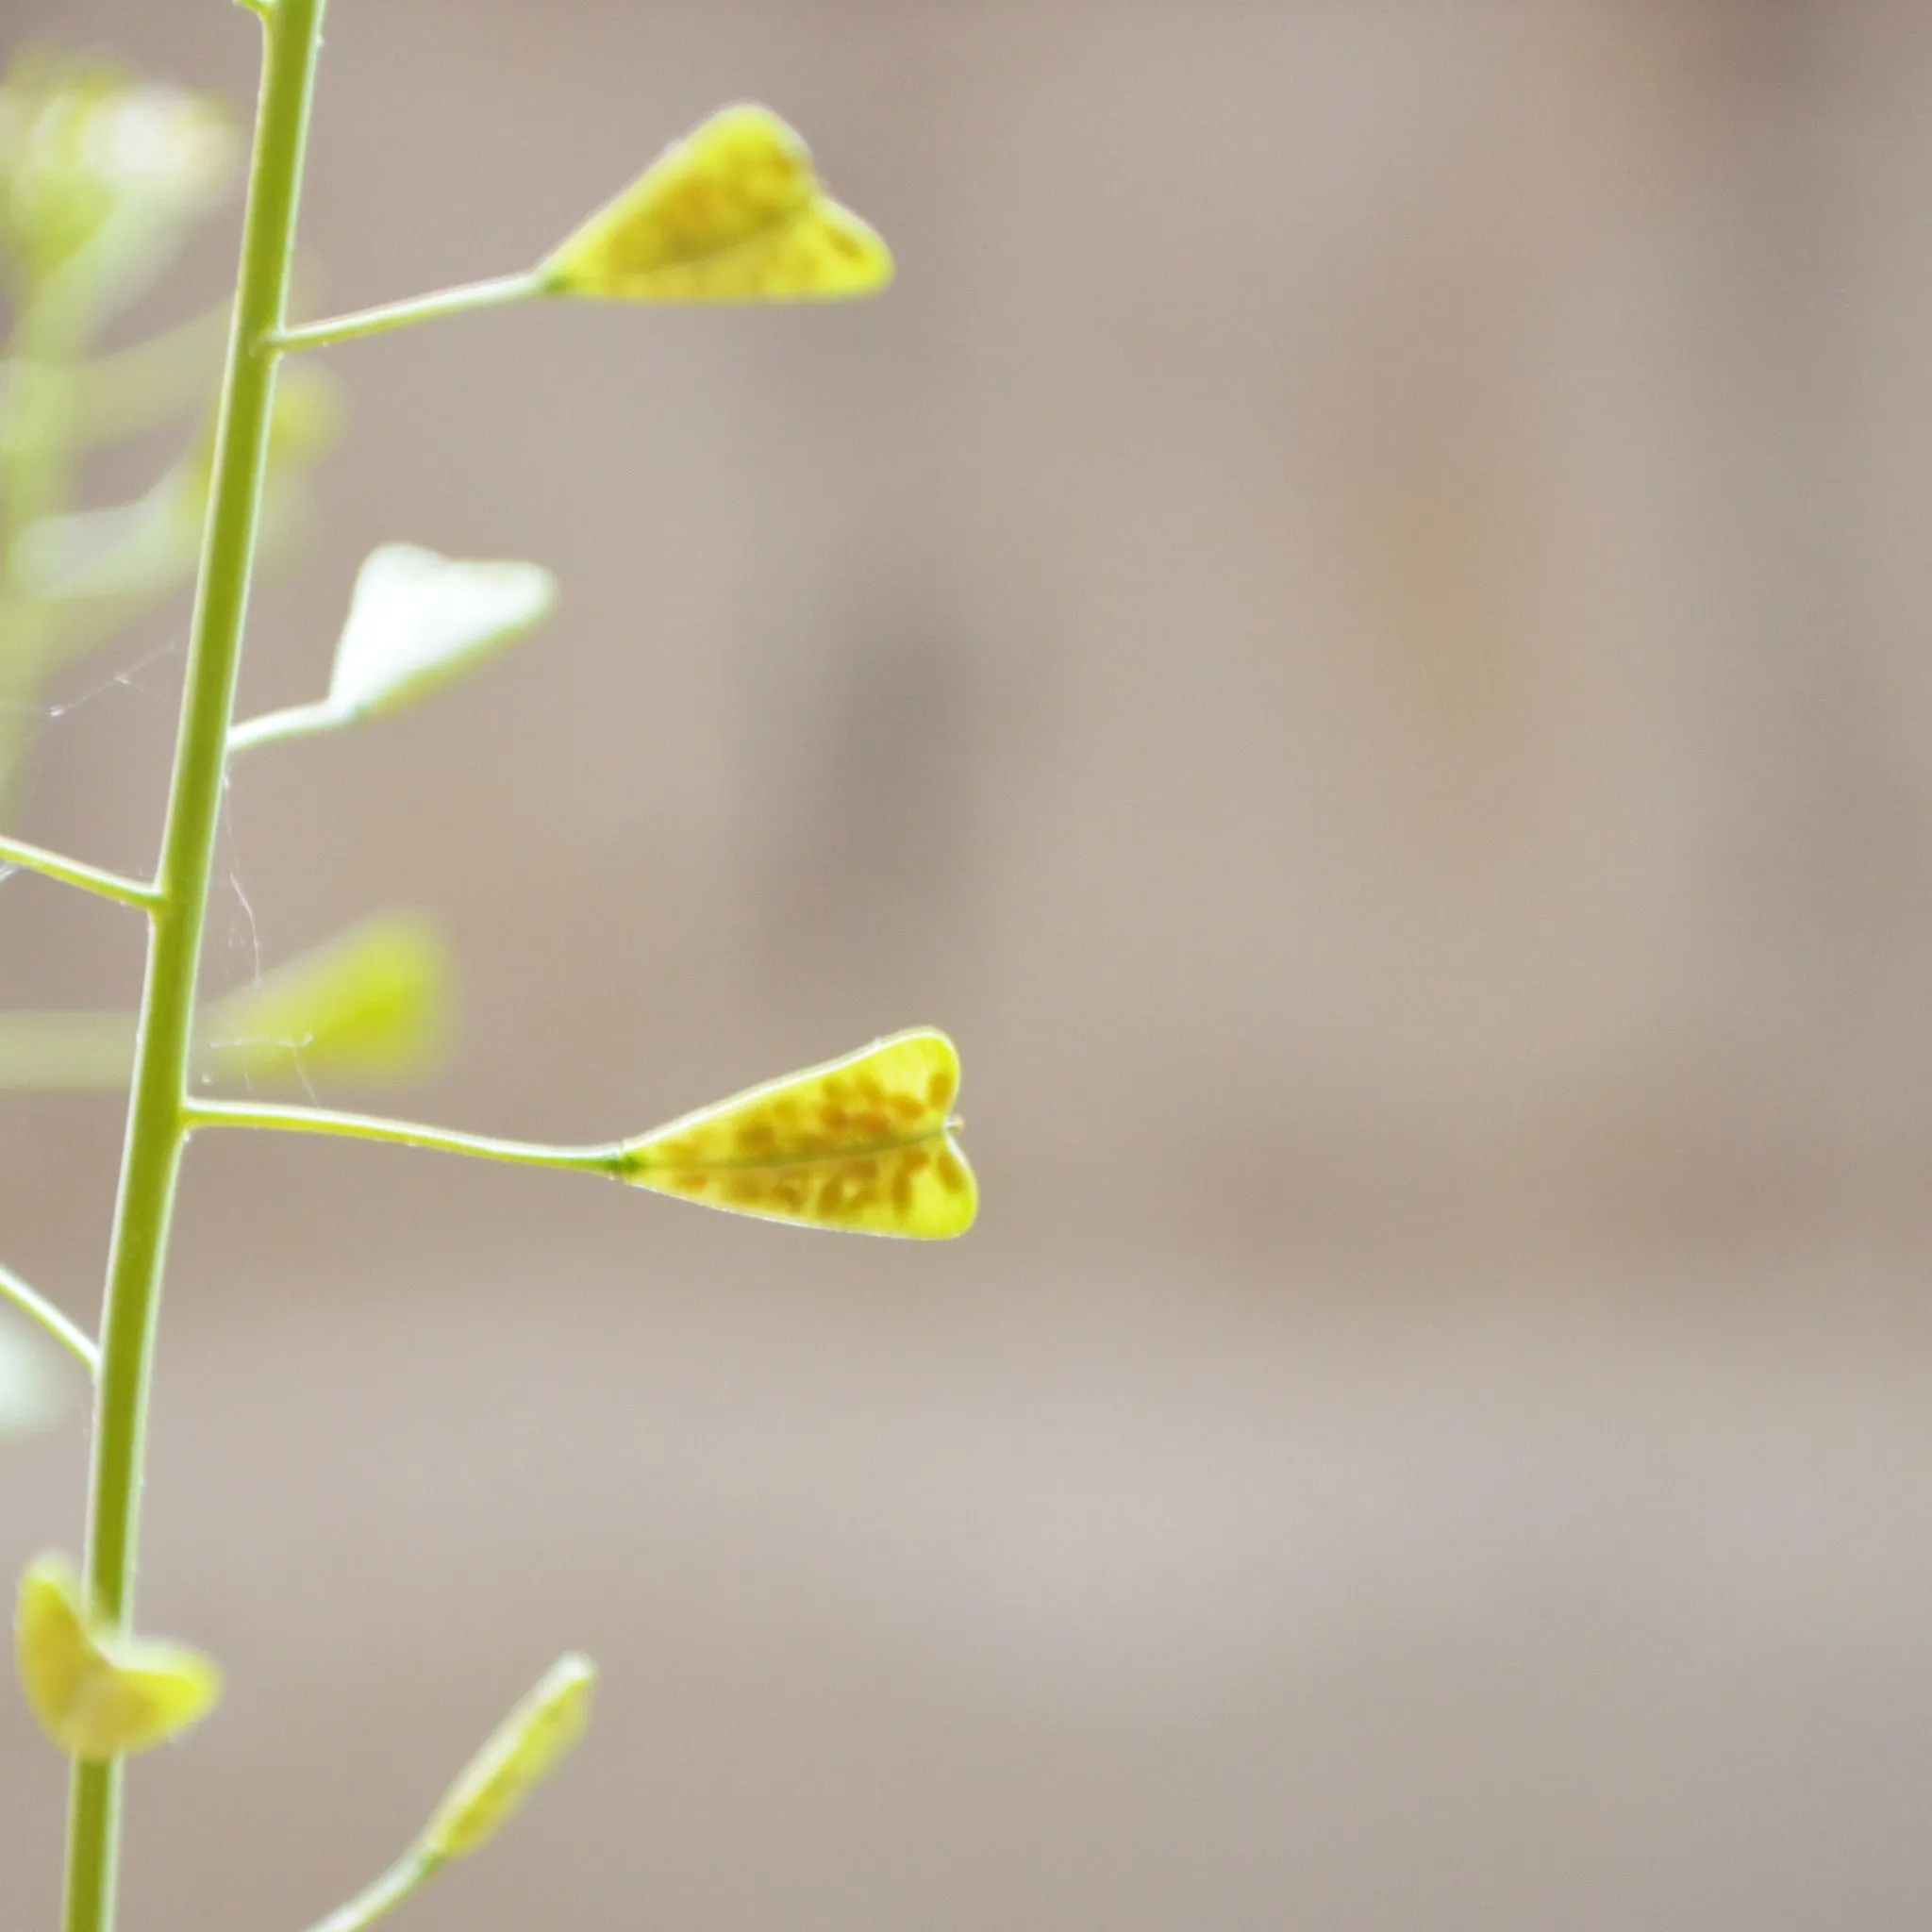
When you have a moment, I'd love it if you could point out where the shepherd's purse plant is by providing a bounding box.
[0,4,976,1928]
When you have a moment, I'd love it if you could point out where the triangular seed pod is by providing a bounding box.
[619,1028,976,1239]
[15,1555,221,1759]
[327,544,556,723]
[539,103,892,303]
[228,543,556,754]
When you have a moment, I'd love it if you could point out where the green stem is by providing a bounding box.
[265,272,545,356]
[185,1096,621,1177]
[225,696,341,756]
[301,1849,444,1932]
[62,4,327,1929]
[0,834,158,910]
[0,1260,99,1374]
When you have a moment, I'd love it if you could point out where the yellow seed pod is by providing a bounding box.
[619,1028,976,1240]
[15,1555,221,1759]
[539,102,891,303]
[420,1653,596,1861]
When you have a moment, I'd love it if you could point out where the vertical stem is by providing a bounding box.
[60,5,326,1930]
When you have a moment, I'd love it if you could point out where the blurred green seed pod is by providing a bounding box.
[419,1653,596,1861]
[15,1554,221,1759]
[539,102,891,303]
[264,358,344,467]
[0,913,452,1093]
[199,912,453,1088]
[11,364,340,606]
[0,48,235,328]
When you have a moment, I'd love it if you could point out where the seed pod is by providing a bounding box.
[15,1555,221,1759]
[420,1653,596,1861]
[198,912,451,1087]
[540,103,891,303]
[619,1028,976,1239]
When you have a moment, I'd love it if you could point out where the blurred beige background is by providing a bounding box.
[8,0,1932,1925]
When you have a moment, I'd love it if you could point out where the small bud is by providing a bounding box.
[539,102,891,304]
[420,1653,596,1861]
[619,1028,976,1239]
[198,912,451,1087]
[15,1555,221,1760]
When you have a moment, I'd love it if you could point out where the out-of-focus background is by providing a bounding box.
[8,1,1932,1925]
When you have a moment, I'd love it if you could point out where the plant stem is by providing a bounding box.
[0,834,158,909]
[300,1849,444,1932]
[0,1260,99,1374]
[225,696,341,756]
[265,272,545,356]
[185,1097,622,1177]
[62,4,326,1929]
